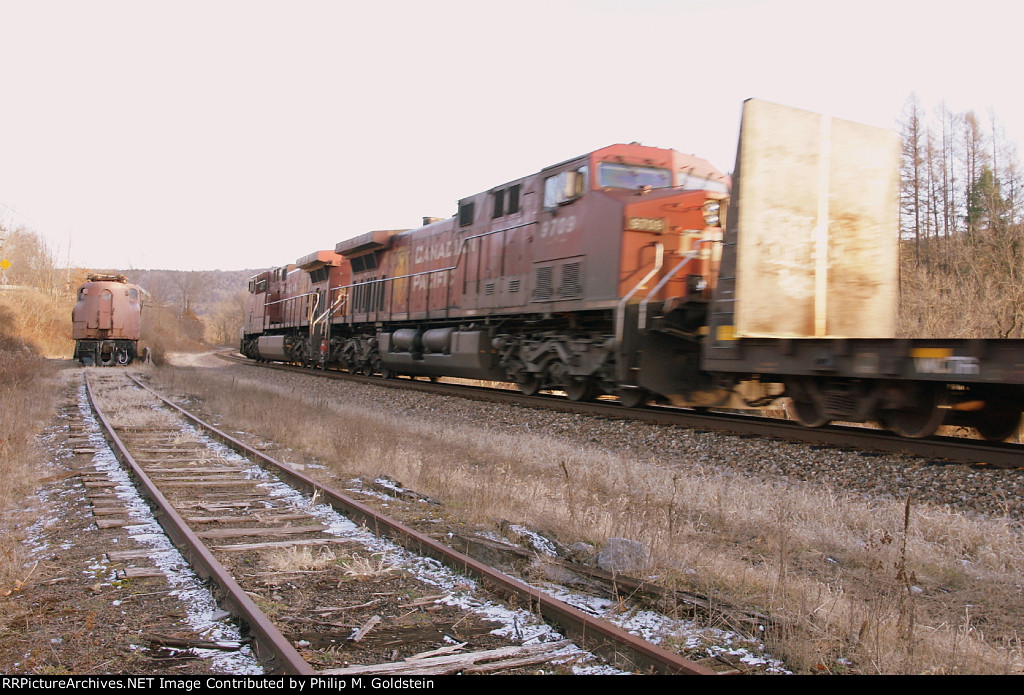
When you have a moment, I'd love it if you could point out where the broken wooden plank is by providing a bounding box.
[108,549,162,561]
[120,567,165,578]
[312,599,383,613]
[186,513,313,524]
[349,615,381,642]
[212,538,354,552]
[91,507,129,516]
[464,650,584,674]
[39,471,84,483]
[321,641,573,676]
[195,524,329,539]
[280,615,356,630]
[159,480,262,488]
[141,632,246,651]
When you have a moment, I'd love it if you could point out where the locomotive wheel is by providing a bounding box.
[373,359,392,379]
[566,378,597,402]
[518,376,543,397]
[878,383,946,438]
[617,388,649,408]
[973,402,1022,442]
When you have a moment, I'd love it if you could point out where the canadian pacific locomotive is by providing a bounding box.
[242,100,1024,441]
[72,273,144,366]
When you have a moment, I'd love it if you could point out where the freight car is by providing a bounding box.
[242,99,1024,441]
[72,273,144,366]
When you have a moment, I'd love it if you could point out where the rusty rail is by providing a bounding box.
[128,373,716,675]
[84,372,315,675]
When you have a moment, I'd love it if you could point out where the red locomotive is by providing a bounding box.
[72,273,144,365]
[243,143,729,405]
[243,100,1024,440]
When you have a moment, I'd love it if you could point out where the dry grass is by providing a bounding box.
[150,366,1024,674]
[0,290,74,359]
[341,553,399,580]
[0,346,59,597]
[262,545,339,573]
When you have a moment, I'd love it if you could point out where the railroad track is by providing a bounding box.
[80,369,734,675]
[222,353,1024,469]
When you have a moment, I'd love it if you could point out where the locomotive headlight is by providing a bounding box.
[702,200,722,227]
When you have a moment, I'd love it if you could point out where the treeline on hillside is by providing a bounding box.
[0,228,73,356]
[897,93,1024,338]
[94,268,262,348]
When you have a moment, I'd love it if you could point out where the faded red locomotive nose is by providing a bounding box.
[72,273,145,366]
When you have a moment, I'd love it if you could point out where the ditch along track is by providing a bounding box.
[224,354,1024,469]
[82,369,730,676]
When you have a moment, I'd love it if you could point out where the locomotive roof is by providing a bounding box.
[85,273,129,283]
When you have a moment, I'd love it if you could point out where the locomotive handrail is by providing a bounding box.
[614,242,664,349]
[264,291,317,306]
[636,250,699,331]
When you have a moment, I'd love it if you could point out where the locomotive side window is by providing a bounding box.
[508,184,521,214]
[491,185,522,218]
[459,200,475,227]
[597,162,671,190]
[543,167,587,208]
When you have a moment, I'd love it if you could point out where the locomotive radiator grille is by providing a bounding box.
[559,262,582,298]
[532,266,553,301]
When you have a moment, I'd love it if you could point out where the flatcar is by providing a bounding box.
[242,99,1024,440]
[72,273,144,366]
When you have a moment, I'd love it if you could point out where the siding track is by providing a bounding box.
[82,370,721,675]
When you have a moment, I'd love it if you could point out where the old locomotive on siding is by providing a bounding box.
[72,273,144,366]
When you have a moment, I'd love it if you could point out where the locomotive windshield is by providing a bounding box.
[597,162,672,190]
[678,171,730,195]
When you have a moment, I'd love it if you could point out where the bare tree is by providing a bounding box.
[900,93,926,264]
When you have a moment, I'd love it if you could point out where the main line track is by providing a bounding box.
[223,354,1024,469]
[83,370,718,675]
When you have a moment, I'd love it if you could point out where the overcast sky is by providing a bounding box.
[1,0,1021,271]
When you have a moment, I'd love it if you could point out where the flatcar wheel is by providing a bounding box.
[878,383,946,439]
[518,376,543,397]
[617,388,649,408]
[973,402,1022,442]
[789,398,829,428]
[566,378,596,402]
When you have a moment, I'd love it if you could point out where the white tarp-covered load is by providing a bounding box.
[733,99,900,338]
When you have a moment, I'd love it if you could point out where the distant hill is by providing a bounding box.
[82,268,267,317]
